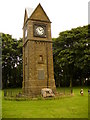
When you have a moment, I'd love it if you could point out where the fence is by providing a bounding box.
[3,87,73,98]
[3,89,22,98]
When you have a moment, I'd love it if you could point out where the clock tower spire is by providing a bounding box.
[23,3,56,96]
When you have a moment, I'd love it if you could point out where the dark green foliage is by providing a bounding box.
[1,25,90,88]
[2,33,23,88]
[53,25,90,87]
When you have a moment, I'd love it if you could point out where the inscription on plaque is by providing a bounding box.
[38,70,45,80]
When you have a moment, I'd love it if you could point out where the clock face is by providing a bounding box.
[36,27,44,36]
[34,24,47,37]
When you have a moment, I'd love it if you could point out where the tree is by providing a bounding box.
[2,33,23,88]
[53,25,90,87]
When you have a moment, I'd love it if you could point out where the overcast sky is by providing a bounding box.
[0,0,89,39]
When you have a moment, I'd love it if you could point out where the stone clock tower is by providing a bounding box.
[23,3,56,96]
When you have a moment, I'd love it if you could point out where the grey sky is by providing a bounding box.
[0,0,89,39]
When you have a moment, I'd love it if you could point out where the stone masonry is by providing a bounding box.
[22,3,56,96]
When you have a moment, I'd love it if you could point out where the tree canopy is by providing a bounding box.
[53,25,90,87]
[2,33,23,88]
[1,25,90,88]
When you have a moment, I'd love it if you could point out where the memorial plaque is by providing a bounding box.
[38,70,45,80]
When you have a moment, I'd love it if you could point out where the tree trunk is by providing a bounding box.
[70,78,73,94]
[58,79,60,87]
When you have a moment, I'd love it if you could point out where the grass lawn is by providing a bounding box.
[2,87,88,118]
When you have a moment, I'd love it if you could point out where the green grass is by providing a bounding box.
[2,87,88,118]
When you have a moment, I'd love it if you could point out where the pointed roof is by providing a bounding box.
[24,9,28,24]
[26,7,34,18]
[24,3,51,24]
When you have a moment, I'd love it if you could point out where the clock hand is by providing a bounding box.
[39,27,41,30]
